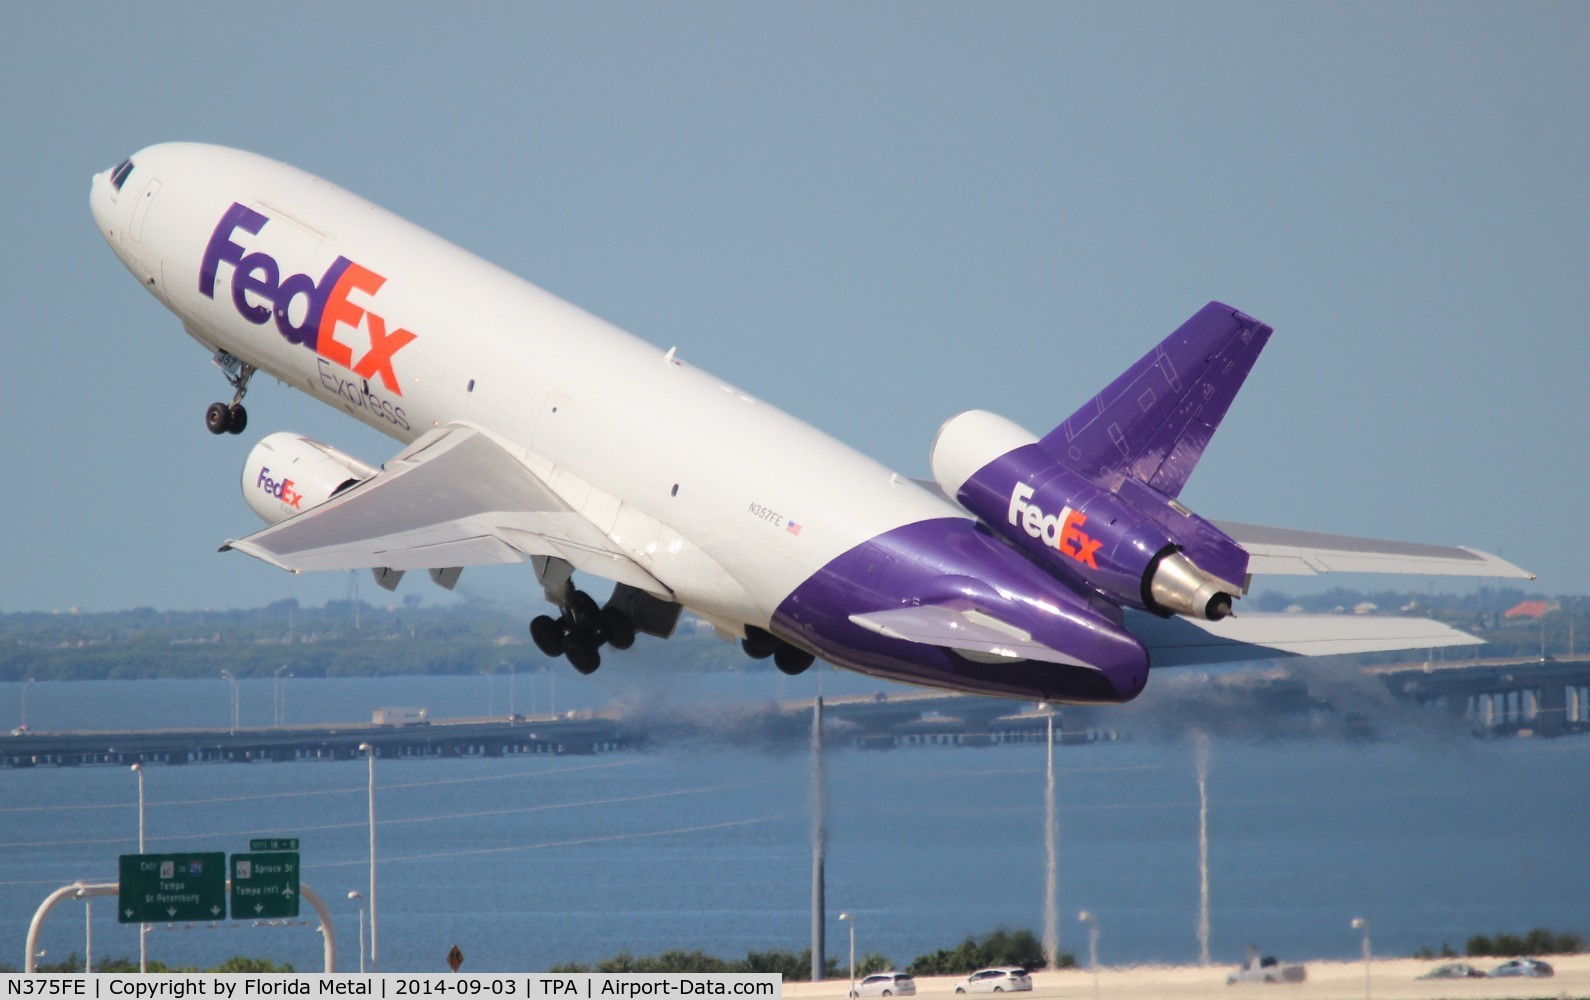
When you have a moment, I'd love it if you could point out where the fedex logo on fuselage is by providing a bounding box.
[199,203,417,396]
[1008,483,1101,569]
[256,467,302,509]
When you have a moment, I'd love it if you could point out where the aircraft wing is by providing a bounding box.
[851,603,1483,670]
[222,424,669,595]
[1215,520,1534,579]
[1125,608,1480,667]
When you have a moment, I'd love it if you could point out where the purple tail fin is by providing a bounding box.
[1038,302,1272,498]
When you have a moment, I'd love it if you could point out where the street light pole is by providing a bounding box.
[1042,707,1059,970]
[131,763,146,974]
[1569,597,1577,657]
[478,670,494,717]
[274,666,291,726]
[348,891,366,974]
[505,662,516,717]
[838,912,855,997]
[811,695,826,983]
[221,670,239,735]
[1351,917,1371,999]
[20,677,34,731]
[74,888,92,973]
[359,743,379,971]
[1195,730,1211,966]
[1078,911,1100,1000]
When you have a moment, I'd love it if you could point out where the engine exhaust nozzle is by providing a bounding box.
[1147,549,1236,621]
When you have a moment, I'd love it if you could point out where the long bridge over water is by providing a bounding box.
[4,655,1587,768]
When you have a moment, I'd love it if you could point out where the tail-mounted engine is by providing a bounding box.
[931,410,1248,620]
[241,432,378,525]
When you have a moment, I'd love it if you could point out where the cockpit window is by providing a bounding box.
[110,158,135,192]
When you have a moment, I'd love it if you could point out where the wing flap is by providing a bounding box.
[1127,609,1480,667]
[1216,520,1534,579]
[850,606,1094,668]
[227,531,524,572]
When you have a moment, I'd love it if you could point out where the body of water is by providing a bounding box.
[1,674,1585,973]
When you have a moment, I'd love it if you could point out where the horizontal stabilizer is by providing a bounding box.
[1217,521,1535,579]
[1126,609,1481,668]
[850,606,1095,668]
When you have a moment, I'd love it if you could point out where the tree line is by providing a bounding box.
[3,586,1585,683]
[1416,927,1583,960]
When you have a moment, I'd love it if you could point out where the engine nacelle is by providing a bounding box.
[241,432,379,525]
[931,410,1247,620]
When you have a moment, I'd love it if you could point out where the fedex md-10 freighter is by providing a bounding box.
[88,144,1532,704]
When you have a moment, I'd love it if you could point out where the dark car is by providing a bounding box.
[1419,963,1487,980]
[1489,958,1554,978]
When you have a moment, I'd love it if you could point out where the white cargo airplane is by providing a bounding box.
[90,144,1532,703]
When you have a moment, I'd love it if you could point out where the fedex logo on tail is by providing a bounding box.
[256,467,302,509]
[1009,483,1102,569]
[200,203,417,395]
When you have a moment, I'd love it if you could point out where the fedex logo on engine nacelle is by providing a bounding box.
[256,467,302,510]
[1008,483,1102,569]
[200,203,417,396]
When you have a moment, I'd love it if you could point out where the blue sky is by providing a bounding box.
[1,3,1583,613]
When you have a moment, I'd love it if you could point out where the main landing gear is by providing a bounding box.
[530,587,637,675]
[526,566,681,676]
[206,352,255,436]
[741,625,816,675]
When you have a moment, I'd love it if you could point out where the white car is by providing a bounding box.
[1226,955,1307,985]
[955,967,1033,993]
[850,972,917,997]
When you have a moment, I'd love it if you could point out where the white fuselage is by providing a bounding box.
[89,143,960,634]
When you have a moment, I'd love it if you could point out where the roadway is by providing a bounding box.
[784,955,1590,999]
[0,711,630,767]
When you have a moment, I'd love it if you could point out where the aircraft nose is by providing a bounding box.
[89,168,117,244]
[90,155,138,247]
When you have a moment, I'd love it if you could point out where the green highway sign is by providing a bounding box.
[249,838,300,851]
[230,852,301,918]
[118,852,226,923]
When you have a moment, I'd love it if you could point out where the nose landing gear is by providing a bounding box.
[205,351,255,436]
[205,401,248,435]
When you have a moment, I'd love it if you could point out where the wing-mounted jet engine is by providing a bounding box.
[242,432,378,526]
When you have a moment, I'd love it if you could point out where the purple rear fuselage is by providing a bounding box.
[772,518,1150,703]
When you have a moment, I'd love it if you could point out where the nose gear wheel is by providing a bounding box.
[205,354,256,436]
